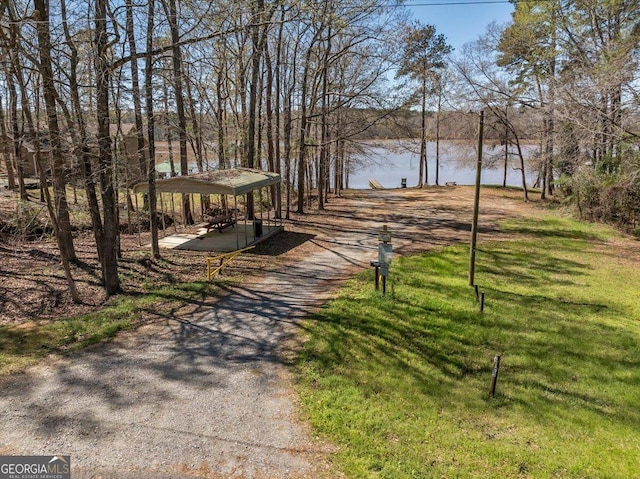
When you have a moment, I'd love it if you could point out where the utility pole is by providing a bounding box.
[469,110,484,286]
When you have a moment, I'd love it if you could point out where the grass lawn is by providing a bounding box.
[0,281,218,375]
[297,215,640,478]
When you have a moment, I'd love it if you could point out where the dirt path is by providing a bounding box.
[0,187,532,478]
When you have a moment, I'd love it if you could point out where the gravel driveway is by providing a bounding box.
[0,209,376,478]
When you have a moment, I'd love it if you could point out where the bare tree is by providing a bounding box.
[34,79,80,303]
[162,0,193,224]
[452,26,532,200]
[145,0,160,258]
[0,94,16,190]
[33,0,77,262]
[60,0,105,267]
[95,0,121,295]
[126,0,147,181]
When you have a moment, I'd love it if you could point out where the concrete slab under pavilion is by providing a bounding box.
[157,223,283,252]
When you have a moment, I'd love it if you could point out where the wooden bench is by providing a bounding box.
[205,213,236,233]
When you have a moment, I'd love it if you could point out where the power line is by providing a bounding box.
[405,1,512,5]
[403,0,551,5]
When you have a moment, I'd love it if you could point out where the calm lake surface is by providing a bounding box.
[347,141,539,189]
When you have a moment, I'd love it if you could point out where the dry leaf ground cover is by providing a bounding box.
[0,185,533,327]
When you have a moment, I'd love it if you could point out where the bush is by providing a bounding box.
[562,158,640,232]
[0,202,53,240]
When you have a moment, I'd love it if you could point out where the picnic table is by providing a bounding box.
[205,213,236,233]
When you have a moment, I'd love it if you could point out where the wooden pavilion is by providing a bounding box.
[132,168,283,252]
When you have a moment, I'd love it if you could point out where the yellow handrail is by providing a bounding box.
[206,245,255,280]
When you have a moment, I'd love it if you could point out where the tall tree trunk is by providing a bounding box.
[7,77,26,200]
[503,108,508,188]
[283,93,293,219]
[0,95,16,190]
[514,134,529,202]
[273,11,283,219]
[318,24,332,211]
[11,46,41,201]
[34,0,77,262]
[110,73,125,256]
[34,85,80,303]
[184,68,204,172]
[281,4,298,219]
[95,0,121,295]
[60,0,105,267]
[162,78,177,177]
[35,144,80,302]
[163,0,193,224]
[544,114,554,195]
[245,0,266,220]
[4,3,27,199]
[216,66,227,169]
[435,85,441,186]
[419,69,427,188]
[544,12,556,198]
[126,0,148,181]
[334,111,344,195]
[296,74,309,215]
[296,35,319,214]
[264,40,277,208]
[145,0,160,258]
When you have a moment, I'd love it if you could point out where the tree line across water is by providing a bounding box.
[0,0,638,298]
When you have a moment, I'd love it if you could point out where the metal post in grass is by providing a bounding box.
[469,109,484,287]
[489,354,501,398]
[370,260,380,290]
[378,225,392,296]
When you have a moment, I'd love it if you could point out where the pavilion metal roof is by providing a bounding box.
[132,168,281,196]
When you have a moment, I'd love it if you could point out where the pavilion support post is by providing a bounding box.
[279,183,283,227]
[171,193,177,233]
[234,195,239,250]
[244,195,248,246]
[276,182,282,220]
[260,188,264,237]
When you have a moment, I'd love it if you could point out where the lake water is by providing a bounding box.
[346,141,539,189]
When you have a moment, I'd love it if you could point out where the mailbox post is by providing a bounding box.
[377,225,392,295]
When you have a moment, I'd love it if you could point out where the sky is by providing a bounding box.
[405,1,515,53]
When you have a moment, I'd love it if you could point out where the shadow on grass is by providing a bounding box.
[500,217,608,242]
[478,246,590,285]
[0,315,130,367]
[299,239,640,430]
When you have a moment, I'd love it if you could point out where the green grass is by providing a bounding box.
[0,281,217,375]
[297,215,640,478]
